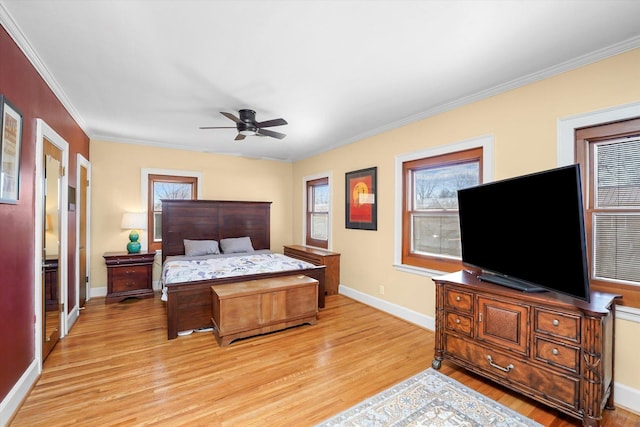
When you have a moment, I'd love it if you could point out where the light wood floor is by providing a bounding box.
[10,294,640,426]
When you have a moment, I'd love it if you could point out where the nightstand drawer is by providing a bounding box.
[112,266,147,292]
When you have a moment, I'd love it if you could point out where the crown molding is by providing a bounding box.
[0,3,88,132]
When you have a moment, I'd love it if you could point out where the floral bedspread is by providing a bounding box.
[161,252,315,285]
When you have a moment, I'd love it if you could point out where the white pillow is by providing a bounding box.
[184,239,220,257]
[220,237,255,254]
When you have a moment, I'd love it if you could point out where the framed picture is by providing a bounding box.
[345,166,377,230]
[0,96,23,204]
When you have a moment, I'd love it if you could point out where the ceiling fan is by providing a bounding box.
[200,109,288,141]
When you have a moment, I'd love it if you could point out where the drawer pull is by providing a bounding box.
[552,348,559,356]
[455,318,461,324]
[553,319,560,326]
[486,355,514,373]
[455,296,461,302]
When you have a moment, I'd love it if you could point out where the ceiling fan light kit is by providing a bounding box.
[201,109,288,140]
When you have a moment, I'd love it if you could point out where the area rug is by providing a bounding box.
[315,368,542,427]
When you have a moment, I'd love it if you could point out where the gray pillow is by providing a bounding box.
[184,239,220,257]
[220,237,255,254]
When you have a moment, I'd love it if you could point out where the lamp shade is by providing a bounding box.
[121,212,147,230]
[121,212,146,253]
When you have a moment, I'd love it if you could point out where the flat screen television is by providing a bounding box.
[457,164,590,302]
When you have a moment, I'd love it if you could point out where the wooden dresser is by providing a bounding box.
[283,245,340,294]
[103,251,155,304]
[211,275,318,346]
[432,270,620,427]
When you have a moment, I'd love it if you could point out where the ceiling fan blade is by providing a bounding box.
[199,126,236,129]
[255,118,288,128]
[221,111,241,123]
[256,128,286,139]
[234,133,246,141]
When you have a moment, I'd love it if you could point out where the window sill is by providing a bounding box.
[393,263,447,278]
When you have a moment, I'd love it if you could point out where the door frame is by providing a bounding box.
[34,119,69,369]
[76,154,91,303]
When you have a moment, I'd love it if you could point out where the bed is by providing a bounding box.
[161,199,326,340]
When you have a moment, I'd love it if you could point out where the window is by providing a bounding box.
[575,117,640,308]
[400,146,484,272]
[147,174,198,252]
[306,177,329,249]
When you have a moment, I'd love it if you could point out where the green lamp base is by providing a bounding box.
[127,241,141,253]
[127,230,141,253]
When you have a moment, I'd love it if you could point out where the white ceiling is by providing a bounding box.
[2,1,640,162]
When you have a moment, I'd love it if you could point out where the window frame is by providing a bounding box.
[394,136,493,275]
[402,148,482,272]
[302,172,332,250]
[141,169,202,253]
[575,117,640,308]
[306,177,329,249]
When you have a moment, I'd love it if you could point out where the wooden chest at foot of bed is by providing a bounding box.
[210,275,319,346]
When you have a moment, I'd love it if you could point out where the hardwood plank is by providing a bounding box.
[10,295,640,426]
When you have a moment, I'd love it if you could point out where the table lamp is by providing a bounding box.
[121,212,146,253]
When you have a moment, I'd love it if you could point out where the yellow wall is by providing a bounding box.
[293,48,640,393]
[89,141,293,288]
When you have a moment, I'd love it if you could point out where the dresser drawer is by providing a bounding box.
[534,337,580,373]
[445,312,473,336]
[444,288,473,312]
[445,334,579,412]
[535,308,580,343]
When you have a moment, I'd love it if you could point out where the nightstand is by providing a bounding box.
[103,251,155,304]
[283,245,341,295]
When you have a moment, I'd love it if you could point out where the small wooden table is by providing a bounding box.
[211,275,318,346]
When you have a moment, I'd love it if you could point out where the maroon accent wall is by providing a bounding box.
[0,25,89,400]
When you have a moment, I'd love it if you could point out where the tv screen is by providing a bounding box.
[457,164,590,302]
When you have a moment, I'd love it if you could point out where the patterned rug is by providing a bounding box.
[315,368,542,427]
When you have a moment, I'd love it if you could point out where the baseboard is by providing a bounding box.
[89,286,107,298]
[338,284,434,331]
[337,283,640,416]
[0,359,39,427]
[615,382,640,416]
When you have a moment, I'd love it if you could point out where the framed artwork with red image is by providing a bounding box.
[345,167,377,230]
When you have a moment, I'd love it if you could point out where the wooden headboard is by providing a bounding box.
[161,200,272,263]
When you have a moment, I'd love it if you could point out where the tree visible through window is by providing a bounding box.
[148,174,197,252]
[402,148,482,272]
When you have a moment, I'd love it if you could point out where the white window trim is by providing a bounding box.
[393,135,494,275]
[140,168,203,252]
[302,171,333,250]
[557,100,640,166]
